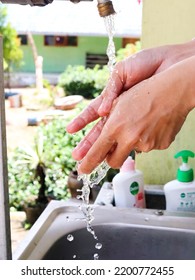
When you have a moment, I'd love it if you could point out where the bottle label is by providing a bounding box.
[129,181,139,195]
[129,181,145,208]
[177,191,195,211]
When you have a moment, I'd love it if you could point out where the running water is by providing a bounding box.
[77,161,110,239]
[76,13,117,260]
[104,14,116,74]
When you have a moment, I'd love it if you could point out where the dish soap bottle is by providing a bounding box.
[164,150,195,212]
[112,156,145,208]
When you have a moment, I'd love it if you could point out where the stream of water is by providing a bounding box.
[69,13,117,260]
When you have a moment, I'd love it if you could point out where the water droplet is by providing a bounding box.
[67,234,74,242]
[94,253,99,260]
[73,255,77,259]
[95,243,102,250]
[145,217,149,222]
[87,226,98,240]
[66,216,70,222]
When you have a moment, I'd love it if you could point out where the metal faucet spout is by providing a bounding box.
[97,0,116,17]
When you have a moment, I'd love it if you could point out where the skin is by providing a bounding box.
[66,40,195,174]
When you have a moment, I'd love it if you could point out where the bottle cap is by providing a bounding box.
[120,156,135,172]
[174,150,195,182]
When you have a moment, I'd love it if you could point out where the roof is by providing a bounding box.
[4,0,142,38]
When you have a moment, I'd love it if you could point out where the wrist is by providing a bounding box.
[162,40,195,66]
[175,55,195,111]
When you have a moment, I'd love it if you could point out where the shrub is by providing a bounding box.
[116,41,141,61]
[8,147,42,210]
[8,106,93,210]
[58,65,109,99]
[8,105,119,210]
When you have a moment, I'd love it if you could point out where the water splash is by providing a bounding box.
[77,161,110,240]
[78,161,110,188]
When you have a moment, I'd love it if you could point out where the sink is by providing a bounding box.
[13,200,195,260]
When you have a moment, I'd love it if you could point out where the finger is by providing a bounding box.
[66,95,103,134]
[98,50,163,116]
[106,138,138,169]
[98,65,124,116]
[77,134,115,174]
[72,118,106,161]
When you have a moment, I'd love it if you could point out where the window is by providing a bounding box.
[18,34,28,45]
[122,37,139,47]
[86,53,108,68]
[44,35,78,47]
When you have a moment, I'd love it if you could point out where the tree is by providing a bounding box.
[27,31,43,94]
[0,6,23,86]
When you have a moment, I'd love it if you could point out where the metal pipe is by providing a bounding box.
[0,0,53,6]
[0,0,115,17]
[0,36,12,260]
[0,0,93,6]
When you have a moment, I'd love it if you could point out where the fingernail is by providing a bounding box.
[72,148,81,161]
[66,121,75,133]
[72,143,86,161]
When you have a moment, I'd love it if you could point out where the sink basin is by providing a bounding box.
[13,200,195,260]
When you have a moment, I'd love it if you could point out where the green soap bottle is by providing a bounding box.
[164,150,195,212]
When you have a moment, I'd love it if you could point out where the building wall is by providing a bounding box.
[19,35,122,74]
[141,0,195,48]
[136,0,195,185]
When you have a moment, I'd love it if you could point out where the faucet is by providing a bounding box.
[97,0,115,17]
[0,0,116,16]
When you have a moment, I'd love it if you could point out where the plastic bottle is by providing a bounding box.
[164,150,195,212]
[112,156,146,208]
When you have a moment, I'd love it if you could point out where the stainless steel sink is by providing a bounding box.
[13,200,195,260]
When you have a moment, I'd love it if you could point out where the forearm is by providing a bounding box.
[171,55,195,111]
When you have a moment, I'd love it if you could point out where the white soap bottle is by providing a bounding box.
[164,150,195,212]
[112,156,146,208]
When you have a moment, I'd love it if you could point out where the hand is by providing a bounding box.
[66,40,195,134]
[74,56,195,174]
